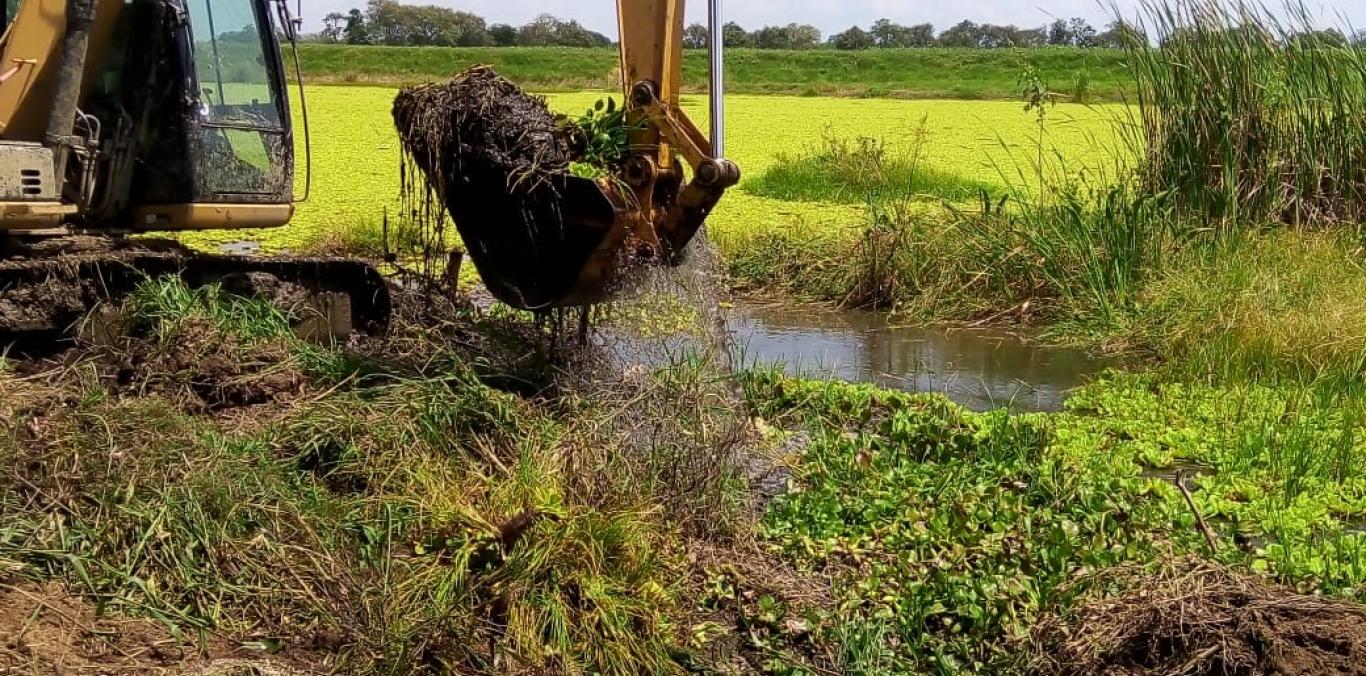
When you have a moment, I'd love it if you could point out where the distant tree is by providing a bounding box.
[516,14,558,46]
[1048,19,1071,46]
[938,20,982,48]
[1097,20,1145,48]
[907,23,937,47]
[684,23,710,49]
[1016,27,1049,47]
[515,14,610,48]
[321,12,347,42]
[558,19,611,47]
[364,0,490,46]
[364,0,405,44]
[343,8,370,44]
[788,23,822,49]
[751,23,820,49]
[986,24,1046,48]
[977,24,1013,48]
[722,21,751,48]
[869,19,909,48]
[1047,17,1098,47]
[489,23,517,46]
[831,25,874,50]
[1068,17,1098,47]
[1353,29,1366,47]
[867,20,936,48]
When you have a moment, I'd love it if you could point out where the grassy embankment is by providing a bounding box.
[5,278,1366,674]
[293,43,1130,101]
[0,281,777,673]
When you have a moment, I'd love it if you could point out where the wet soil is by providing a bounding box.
[1033,561,1366,676]
[105,321,306,413]
[392,65,573,192]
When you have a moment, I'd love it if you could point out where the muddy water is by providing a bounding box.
[727,301,1108,412]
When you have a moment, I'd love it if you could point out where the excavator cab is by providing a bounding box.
[0,0,298,231]
[0,0,391,346]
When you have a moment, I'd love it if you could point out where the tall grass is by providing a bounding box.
[1121,0,1366,227]
[1126,229,1366,382]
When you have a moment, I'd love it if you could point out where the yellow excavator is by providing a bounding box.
[0,0,737,344]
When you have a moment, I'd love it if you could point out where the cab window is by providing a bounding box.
[3,0,20,30]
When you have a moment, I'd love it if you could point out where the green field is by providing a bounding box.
[185,85,1124,253]
[294,44,1133,101]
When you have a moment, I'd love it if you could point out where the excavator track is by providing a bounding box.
[0,236,391,354]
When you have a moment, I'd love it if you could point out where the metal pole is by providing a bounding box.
[707,0,724,158]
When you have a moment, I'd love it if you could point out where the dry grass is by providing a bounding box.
[1031,558,1366,675]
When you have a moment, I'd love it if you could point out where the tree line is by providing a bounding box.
[319,0,611,47]
[316,2,1366,50]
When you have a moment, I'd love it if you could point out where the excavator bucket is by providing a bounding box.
[442,172,623,310]
[393,68,641,310]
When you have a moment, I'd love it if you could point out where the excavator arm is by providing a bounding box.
[615,0,740,264]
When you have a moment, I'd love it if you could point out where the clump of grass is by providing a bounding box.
[1121,0,1366,227]
[124,278,293,344]
[746,126,999,205]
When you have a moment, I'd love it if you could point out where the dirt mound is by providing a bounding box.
[107,320,304,412]
[1031,560,1366,676]
[392,65,572,192]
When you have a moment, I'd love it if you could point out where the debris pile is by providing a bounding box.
[1032,560,1366,675]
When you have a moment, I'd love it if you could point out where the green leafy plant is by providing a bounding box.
[570,96,639,179]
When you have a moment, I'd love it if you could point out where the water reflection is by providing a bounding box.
[727,302,1107,412]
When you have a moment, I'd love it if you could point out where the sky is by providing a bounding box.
[300,0,1366,37]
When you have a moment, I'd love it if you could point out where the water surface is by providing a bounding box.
[727,301,1108,412]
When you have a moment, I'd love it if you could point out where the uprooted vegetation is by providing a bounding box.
[1032,560,1366,675]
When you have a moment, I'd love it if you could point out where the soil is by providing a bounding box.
[0,584,321,675]
[104,321,305,413]
[1032,560,1366,676]
[392,65,573,192]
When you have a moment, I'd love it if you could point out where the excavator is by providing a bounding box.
[0,0,738,346]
